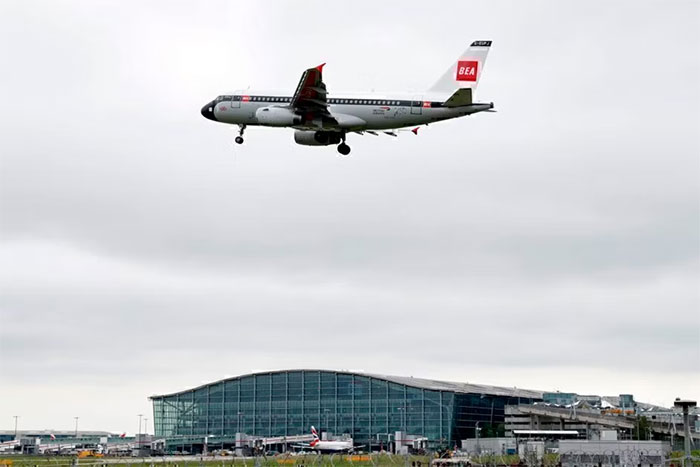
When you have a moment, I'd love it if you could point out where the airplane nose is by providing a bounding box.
[201,101,217,121]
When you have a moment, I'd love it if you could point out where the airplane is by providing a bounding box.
[292,426,358,453]
[201,41,494,155]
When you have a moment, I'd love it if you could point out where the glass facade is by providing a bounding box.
[152,370,537,450]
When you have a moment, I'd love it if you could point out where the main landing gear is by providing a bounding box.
[337,133,351,155]
[235,125,246,144]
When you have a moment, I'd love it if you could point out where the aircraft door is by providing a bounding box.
[410,96,423,115]
[231,90,247,109]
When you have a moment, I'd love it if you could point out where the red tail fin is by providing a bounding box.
[310,426,320,447]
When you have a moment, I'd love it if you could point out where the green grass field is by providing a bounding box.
[0,454,433,467]
[3,451,699,467]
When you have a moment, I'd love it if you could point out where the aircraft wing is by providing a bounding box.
[290,64,335,122]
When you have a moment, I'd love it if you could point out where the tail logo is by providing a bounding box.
[456,60,478,82]
[310,426,320,446]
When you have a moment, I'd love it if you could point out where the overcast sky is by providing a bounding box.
[1,0,698,435]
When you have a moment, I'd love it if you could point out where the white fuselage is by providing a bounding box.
[311,439,354,452]
[205,93,492,131]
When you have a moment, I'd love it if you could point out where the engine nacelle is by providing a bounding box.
[294,130,343,146]
[255,106,302,127]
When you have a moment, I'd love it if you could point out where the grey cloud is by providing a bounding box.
[1,0,699,431]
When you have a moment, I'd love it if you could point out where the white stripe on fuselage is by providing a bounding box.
[311,440,353,451]
[212,94,490,131]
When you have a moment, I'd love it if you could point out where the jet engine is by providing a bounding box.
[255,106,302,127]
[294,130,343,146]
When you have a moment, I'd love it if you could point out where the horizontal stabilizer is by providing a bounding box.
[444,88,473,107]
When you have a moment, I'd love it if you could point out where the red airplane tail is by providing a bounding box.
[310,426,320,446]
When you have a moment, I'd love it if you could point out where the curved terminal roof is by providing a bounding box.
[150,369,543,400]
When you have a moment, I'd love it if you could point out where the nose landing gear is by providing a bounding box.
[235,125,246,144]
[337,133,351,155]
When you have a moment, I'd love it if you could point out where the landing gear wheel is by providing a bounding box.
[337,143,351,156]
[235,124,246,145]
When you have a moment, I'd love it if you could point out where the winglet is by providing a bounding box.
[411,127,420,135]
[316,63,326,72]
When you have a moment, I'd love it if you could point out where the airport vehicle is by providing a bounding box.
[201,41,494,154]
[78,449,104,458]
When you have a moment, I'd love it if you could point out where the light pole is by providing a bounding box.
[237,411,243,433]
[475,421,481,455]
[13,416,19,439]
[136,413,143,456]
[396,406,406,453]
[74,417,79,437]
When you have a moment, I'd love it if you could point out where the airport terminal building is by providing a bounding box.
[150,369,541,452]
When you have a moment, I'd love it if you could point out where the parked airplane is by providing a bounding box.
[293,426,357,453]
[201,41,494,155]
